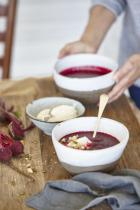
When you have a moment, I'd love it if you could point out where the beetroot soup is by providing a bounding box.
[60,66,112,78]
[59,131,119,150]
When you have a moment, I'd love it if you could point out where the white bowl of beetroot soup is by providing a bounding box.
[53,54,118,103]
[52,117,129,174]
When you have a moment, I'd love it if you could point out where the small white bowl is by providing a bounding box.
[52,117,129,174]
[26,97,85,136]
[53,54,118,103]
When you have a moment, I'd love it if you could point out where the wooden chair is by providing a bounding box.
[0,0,17,79]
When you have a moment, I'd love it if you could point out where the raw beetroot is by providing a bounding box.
[9,121,25,140]
[0,98,34,140]
[0,132,24,162]
[0,98,33,163]
[0,99,35,181]
[0,133,14,147]
[8,120,34,140]
[10,141,24,156]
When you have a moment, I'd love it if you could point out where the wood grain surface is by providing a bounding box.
[0,77,140,210]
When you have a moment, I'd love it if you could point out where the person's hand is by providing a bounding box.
[108,54,140,102]
[58,40,96,58]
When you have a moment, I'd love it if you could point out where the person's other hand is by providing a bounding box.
[108,54,140,102]
[58,40,96,58]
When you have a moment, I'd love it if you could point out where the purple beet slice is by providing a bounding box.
[10,141,24,156]
[8,121,34,140]
[9,121,25,140]
[0,133,14,148]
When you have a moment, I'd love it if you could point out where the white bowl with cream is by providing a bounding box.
[53,54,118,103]
[26,97,85,136]
[52,117,129,174]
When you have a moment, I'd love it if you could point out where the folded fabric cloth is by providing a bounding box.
[26,169,140,210]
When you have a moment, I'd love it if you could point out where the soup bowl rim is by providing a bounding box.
[52,116,129,154]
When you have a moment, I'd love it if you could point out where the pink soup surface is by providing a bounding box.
[60,66,112,78]
[59,131,119,150]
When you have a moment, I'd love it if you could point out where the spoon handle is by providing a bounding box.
[93,94,109,138]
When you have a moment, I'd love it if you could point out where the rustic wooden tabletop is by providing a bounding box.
[0,77,140,210]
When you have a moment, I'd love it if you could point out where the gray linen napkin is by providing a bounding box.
[26,169,140,210]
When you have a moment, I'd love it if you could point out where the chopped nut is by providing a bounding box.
[67,135,79,142]
[25,154,32,160]
[18,192,25,196]
[27,168,33,174]
[61,138,66,142]
[81,146,85,150]
[67,140,79,149]
[21,140,24,145]
[71,135,78,140]
[32,140,38,144]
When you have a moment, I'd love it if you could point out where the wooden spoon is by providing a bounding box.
[93,94,109,138]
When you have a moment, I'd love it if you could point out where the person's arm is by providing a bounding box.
[80,5,116,51]
[81,0,127,49]
[59,0,127,58]
[108,54,140,102]
[59,6,115,58]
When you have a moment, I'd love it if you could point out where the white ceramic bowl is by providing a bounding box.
[26,97,85,136]
[54,54,118,103]
[52,117,129,174]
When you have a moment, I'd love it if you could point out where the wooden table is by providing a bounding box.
[0,77,140,210]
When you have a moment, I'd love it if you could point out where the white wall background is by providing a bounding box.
[11,0,123,79]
